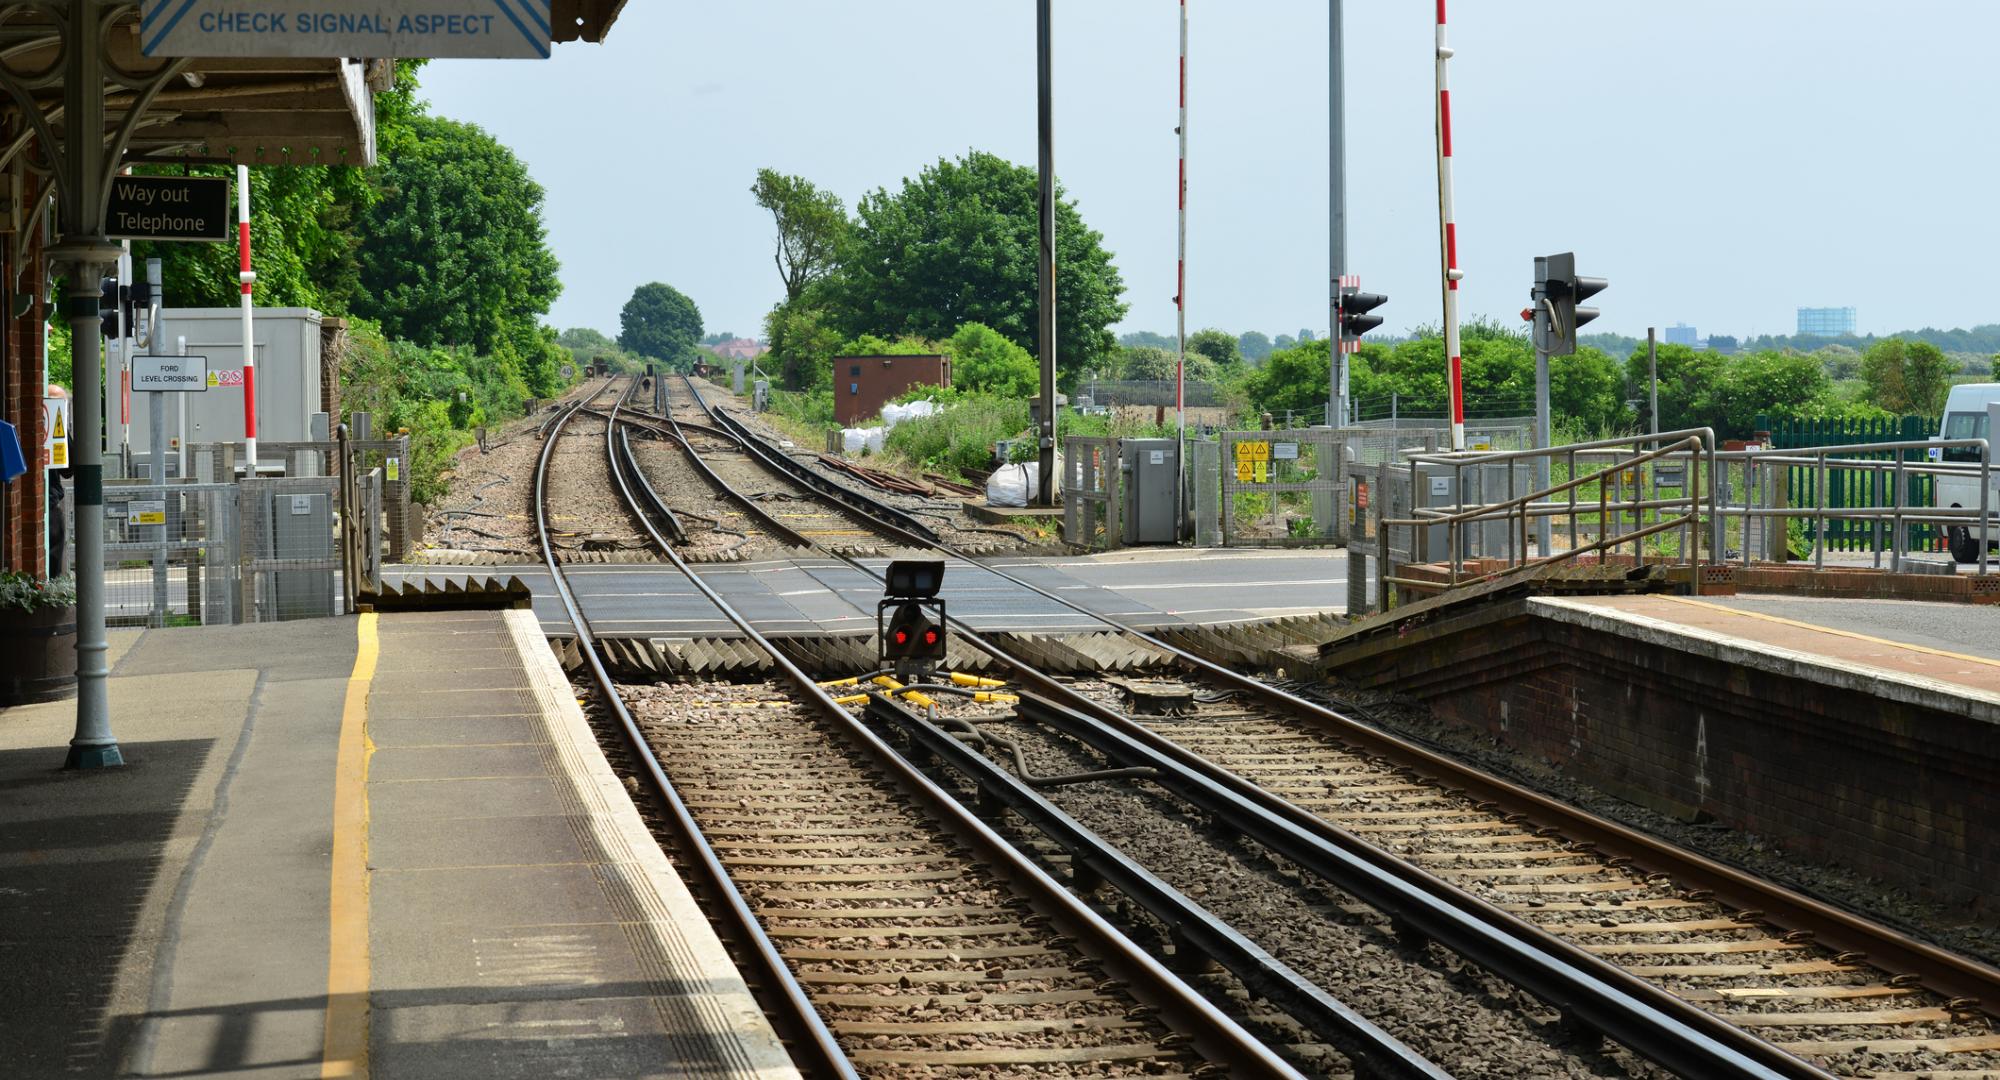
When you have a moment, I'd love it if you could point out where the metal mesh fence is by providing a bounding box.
[100,482,240,627]
[1075,378,1230,409]
[1190,438,1221,547]
[240,477,342,623]
[1061,437,1121,550]
[1219,428,1344,547]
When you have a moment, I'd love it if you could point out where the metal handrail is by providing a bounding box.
[1369,432,2000,602]
[1384,433,1712,590]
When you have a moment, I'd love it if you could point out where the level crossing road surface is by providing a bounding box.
[0,611,795,1080]
[386,547,1351,637]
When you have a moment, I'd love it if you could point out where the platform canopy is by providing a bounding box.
[0,1,625,172]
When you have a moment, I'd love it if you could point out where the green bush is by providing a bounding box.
[883,394,1029,477]
[768,388,835,428]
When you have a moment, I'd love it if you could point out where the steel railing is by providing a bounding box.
[1367,431,1998,608]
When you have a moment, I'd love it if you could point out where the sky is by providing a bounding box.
[420,1,2000,344]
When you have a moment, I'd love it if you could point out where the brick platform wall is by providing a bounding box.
[2,222,47,577]
[1328,603,1997,912]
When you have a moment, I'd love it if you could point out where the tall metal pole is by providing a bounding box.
[1532,261,1553,557]
[52,0,125,768]
[1328,0,1347,429]
[1647,326,1659,436]
[1175,0,1188,538]
[1434,0,1465,451]
[1034,0,1058,507]
[238,164,258,473]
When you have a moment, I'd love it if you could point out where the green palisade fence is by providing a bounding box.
[1756,414,1940,552]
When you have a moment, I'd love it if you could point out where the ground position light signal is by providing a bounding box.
[885,603,944,660]
[878,560,949,676]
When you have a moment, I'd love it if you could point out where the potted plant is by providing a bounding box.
[0,571,77,705]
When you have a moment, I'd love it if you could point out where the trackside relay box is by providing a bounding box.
[126,307,322,472]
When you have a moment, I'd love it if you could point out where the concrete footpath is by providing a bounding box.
[0,612,794,1079]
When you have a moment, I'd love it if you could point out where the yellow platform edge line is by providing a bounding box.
[322,612,378,1078]
[1660,595,2000,671]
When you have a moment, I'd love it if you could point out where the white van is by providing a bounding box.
[1933,383,2000,561]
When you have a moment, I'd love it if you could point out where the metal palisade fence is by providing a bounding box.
[1758,414,1942,552]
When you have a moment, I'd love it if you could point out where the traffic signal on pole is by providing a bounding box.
[883,601,946,663]
[1534,252,1606,357]
[1337,285,1388,351]
[98,278,121,340]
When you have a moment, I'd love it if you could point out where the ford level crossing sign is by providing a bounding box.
[139,1,553,59]
[132,355,209,393]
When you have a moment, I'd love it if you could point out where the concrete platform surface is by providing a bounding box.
[388,547,1350,637]
[1704,593,2000,661]
[0,612,794,1079]
[1538,594,2000,720]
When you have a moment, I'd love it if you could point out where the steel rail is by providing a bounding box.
[680,375,941,546]
[670,375,1991,1076]
[1013,693,1816,1080]
[641,389,814,550]
[606,381,1302,1077]
[614,423,688,543]
[537,379,855,1079]
[863,693,1454,1080]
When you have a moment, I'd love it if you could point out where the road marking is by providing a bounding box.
[321,612,377,1079]
[1660,596,2000,670]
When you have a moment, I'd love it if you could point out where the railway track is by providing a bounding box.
[654,374,2000,1080]
[630,377,928,558]
[534,378,1302,1077]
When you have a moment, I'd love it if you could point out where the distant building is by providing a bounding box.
[1797,307,1857,337]
[1664,323,1699,347]
[834,354,953,426]
[710,337,767,361]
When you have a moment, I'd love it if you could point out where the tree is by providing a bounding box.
[1117,344,1215,384]
[946,323,1037,397]
[133,60,432,311]
[763,298,842,391]
[1273,334,1296,351]
[752,168,849,303]
[1238,331,1273,364]
[620,282,703,367]
[353,114,560,352]
[1861,338,1953,415]
[824,151,1128,381]
[1905,341,1955,415]
[1814,344,1861,382]
[1119,330,1175,350]
[1187,328,1242,373]
[1713,350,1830,435]
[1243,339,1330,420]
[1628,342,1725,434]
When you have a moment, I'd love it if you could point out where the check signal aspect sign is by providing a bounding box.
[140,0,553,59]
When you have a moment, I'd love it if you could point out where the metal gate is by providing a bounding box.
[100,481,240,627]
[1062,437,1122,551]
[1219,428,1344,547]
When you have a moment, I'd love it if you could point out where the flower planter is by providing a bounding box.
[0,604,77,706]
